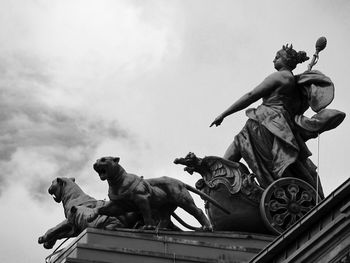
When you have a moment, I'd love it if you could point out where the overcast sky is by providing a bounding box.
[0,1,349,262]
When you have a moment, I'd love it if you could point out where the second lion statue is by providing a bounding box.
[87,156,228,230]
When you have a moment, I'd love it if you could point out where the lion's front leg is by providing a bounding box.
[38,220,73,249]
[87,201,125,222]
[135,195,155,230]
[86,207,99,223]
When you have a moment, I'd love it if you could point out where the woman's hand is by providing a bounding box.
[210,114,224,127]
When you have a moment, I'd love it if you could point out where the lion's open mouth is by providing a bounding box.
[48,187,61,203]
[98,171,107,180]
[48,191,61,203]
[51,193,61,203]
[94,164,107,180]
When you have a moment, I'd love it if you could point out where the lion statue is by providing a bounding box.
[87,157,230,230]
[38,177,139,249]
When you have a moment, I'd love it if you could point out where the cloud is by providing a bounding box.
[0,52,131,200]
[0,1,184,203]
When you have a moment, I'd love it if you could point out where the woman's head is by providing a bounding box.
[274,44,309,71]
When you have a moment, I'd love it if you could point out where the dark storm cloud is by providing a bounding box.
[0,53,131,199]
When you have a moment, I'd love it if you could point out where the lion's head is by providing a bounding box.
[93,157,121,181]
[48,177,76,203]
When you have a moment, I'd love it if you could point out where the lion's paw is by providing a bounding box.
[142,225,156,230]
[43,241,55,249]
[38,236,45,244]
[200,225,213,232]
[87,210,98,223]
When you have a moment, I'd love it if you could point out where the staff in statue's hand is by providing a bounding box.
[307,36,327,71]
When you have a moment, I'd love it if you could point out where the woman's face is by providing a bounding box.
[273,51,286,71]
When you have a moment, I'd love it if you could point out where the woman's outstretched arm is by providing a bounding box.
[210,71,283,127]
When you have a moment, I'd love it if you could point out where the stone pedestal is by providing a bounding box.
[49,228,275,263]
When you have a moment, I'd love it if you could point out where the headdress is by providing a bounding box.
[280,44,309,69]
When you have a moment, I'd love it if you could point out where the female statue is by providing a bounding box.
[210,44,325,197]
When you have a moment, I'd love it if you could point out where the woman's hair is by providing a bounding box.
[280,44,309,70]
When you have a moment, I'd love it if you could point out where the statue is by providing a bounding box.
[87,156,230,231]
[38,177,139,249]
[210,39,345,198]
[38,38,346,249]
[173,38,345,234]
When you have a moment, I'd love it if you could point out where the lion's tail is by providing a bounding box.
[185,184,230,215]
[171,212,202,231]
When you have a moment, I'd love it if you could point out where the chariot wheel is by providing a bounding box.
[260,177,319,234]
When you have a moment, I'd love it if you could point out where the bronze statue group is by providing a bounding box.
[39,38,345,250]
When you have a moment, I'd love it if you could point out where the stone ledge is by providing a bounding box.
[68,242,219,263]
[50,228,275,263]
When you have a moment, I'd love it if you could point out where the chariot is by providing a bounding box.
[175,153,321,235]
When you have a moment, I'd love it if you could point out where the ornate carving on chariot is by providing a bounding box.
[175,152,321,235]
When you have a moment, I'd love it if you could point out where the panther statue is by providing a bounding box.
[87,157,230,230]
[38,177,138,249]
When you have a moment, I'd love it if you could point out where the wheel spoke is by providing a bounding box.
[269,200,287,211]
[273,187,288,202]
[287,184,299,202]
[286,214,297,228]
[297,191,313,204]
[300,205,312,212]
[297,212,305,219]
[273,210,289,226]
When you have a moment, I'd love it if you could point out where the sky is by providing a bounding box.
[0,0,349,262]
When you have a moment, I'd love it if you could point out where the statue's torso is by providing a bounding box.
[262,74,301,116]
